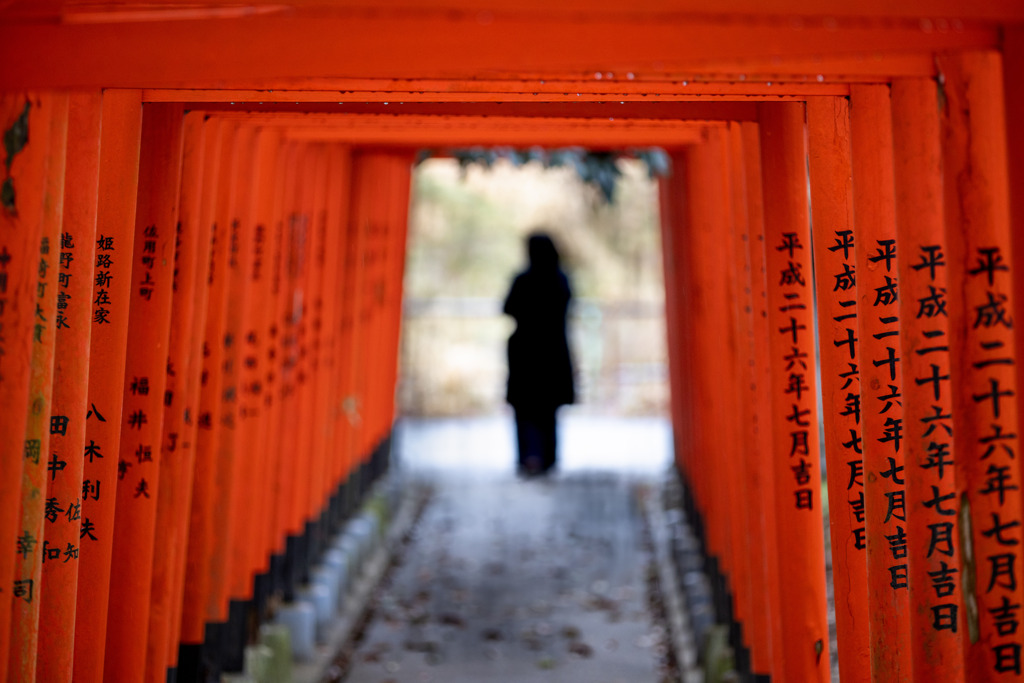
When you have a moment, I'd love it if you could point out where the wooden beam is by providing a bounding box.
[181,102,762,121]
[145,81,850,104]
[252,114,710,147]
[0,11,998,90]
[3,0,1023,26]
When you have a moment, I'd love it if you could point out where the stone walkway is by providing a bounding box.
[341,414,676,683]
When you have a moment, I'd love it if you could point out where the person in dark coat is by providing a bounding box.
[503,232,575,475]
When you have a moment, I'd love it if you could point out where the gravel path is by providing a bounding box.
[342,469,674,683]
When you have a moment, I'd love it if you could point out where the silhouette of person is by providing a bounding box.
[503,232,575,475]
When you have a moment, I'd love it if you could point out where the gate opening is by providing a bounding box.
[396,154,672,477]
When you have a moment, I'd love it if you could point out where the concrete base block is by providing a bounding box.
[221,674,254,683]
[258,623,293,682]
[348,517,372,555]
[312,566,339,611]
[244,644,274,683]
[307,579,334,642]
[336,534,362,582]
[275,601,316,661]
[323,546,347,575]
[361,510,381,543]
[322,549,349,610]
[366,493,390,533]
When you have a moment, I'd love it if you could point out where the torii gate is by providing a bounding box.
[1,2,1023,682]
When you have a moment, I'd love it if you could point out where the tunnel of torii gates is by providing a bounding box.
[1,2,1024,683]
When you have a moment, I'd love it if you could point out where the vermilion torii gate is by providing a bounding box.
[1,2,1023,682]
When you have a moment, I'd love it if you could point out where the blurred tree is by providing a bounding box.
[420,147,670,205]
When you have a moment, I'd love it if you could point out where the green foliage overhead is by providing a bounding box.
[416,147,671,204]
[2,100,30,215]
[3,100,30,173]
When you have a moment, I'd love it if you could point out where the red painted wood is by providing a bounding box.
[144,109,207,680]
[758,101,829,682]
[806,95,869,683]
[848,83,911,681]
[891,76,967,683]
[237,129,283,585]
[37,90,101,683]
[0,92,61,677]
[7,92,68,683]
[179,118,230,644]
[940,50,1024,683]
[227,127,280,601]
[165,113,218,669]
[72,88,143,683]
[0,12,1000,91]
[103,102,184,683]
